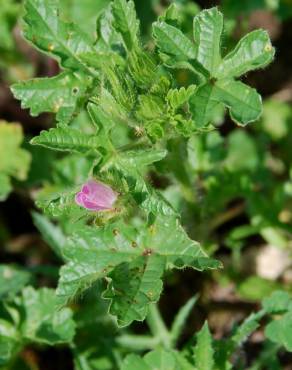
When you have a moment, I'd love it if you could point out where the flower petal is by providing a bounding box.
[75,192,86,207]
[82,197,108,211]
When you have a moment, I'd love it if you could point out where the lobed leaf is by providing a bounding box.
[11,72,91,123]
[21,287,76,345]
[167,86,196,111]
[56,216,219,325]
[153,7,274,127]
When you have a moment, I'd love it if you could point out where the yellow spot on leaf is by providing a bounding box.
[264,44,272,52]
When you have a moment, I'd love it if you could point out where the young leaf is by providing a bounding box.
[153,7,274,127]
[190,8,274,126]
[112,0,140,50]
[31,127,100,153]
[96,4,122,50]
[23,0,95,71]
[11,72,91,124]
[167,86,196,112]
[193,322,214,370]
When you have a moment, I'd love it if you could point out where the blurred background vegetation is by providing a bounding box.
[1,0,292,369]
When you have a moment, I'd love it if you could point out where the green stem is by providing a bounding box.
[146,303,171,349]
[116,334,160,351]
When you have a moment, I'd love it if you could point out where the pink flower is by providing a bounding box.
[75,180,117,211]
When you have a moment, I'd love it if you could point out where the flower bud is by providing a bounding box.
[75,180,117,211]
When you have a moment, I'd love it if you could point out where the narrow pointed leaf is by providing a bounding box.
[32,212,66,259]
[31,127,100,153]
[170,296,198,346]
[118,148,167,168]
[194,322,214,370]
[231,310,265,348]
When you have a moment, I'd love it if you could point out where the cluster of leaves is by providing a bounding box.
[121,290,292,369]
[10,0,275,325]
[1,257,292,369]
[0,265,75,367]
